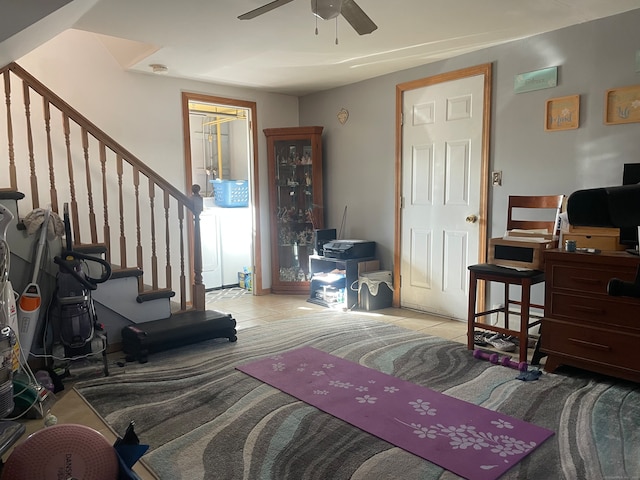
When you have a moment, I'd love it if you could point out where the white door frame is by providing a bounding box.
[393,63,493,311]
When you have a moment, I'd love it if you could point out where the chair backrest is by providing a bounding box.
[506,195,565,235]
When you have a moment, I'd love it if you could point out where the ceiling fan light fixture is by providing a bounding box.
[312,0,343,20]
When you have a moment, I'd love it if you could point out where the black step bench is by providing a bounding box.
[121,309,237,363]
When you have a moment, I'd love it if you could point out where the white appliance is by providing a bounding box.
[201,199,252,289]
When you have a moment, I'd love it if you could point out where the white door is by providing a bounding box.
[400,73,486,320]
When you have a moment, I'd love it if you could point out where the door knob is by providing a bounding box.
[465,214,478,224]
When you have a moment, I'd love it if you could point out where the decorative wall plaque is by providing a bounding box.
[605,84,640,125]
[337,108,349,125]
[514,66,558,94]
[545,95,579,131]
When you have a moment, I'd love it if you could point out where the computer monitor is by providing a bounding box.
[620,163,640,247]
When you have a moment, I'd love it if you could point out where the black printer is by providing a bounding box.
[322,240,375,259]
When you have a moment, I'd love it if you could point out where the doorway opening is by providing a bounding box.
[181,92,262,295]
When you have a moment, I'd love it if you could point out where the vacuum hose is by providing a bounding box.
[53,252,112,291]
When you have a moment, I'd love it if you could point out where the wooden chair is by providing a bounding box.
[467,195,564,364]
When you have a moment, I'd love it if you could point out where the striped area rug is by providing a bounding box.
[75,311,640,479]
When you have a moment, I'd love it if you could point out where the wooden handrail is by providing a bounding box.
[4,62,193,210]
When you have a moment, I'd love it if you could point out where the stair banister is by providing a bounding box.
[0,61,206,313]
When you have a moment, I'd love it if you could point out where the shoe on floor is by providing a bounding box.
[473,331,488,346]
[504,335,538,349]
[486,334,516,352]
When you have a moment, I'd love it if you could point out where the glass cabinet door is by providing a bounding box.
[265,127,324,294]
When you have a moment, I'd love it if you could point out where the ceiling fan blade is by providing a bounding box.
[238,0,295,20]
[340,0,377,35]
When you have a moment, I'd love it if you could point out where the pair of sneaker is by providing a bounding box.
[503,334,538,349]
[473,331,489,346]
[484,333,516,352]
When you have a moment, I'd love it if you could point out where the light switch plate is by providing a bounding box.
[492,171,502,186]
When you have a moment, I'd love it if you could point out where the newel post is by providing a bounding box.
[191,184,205,311]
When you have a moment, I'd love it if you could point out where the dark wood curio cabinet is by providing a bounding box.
[264,126,324,294]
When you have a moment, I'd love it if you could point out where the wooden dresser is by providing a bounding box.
[541,249,640,383]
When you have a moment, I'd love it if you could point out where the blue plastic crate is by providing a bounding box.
[210,179,249,207]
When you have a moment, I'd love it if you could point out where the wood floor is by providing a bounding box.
[5,293,469,479]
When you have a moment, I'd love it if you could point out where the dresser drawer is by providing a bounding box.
[541,319,640,372]
[562,233,624,251]
[549,263,638,294]
[548,292,640,330]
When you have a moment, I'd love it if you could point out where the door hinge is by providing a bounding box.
[401,196,405,208]
[400,112,404,126]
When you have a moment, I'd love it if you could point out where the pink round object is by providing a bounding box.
[1,423,119,480]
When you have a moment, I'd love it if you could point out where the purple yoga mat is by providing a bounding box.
[237,346,554,480]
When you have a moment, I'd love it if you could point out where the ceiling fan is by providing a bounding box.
[238,0,377,35]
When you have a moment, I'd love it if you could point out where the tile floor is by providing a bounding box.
[4,293,478,479]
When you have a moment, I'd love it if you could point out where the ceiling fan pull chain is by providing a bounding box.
[315,0,319,35]
[335,17,339,44]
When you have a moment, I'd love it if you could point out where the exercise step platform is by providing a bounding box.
[121,309,237,363]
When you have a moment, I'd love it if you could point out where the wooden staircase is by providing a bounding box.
[0,62,225,350]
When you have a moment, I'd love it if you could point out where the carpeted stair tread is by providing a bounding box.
[0,190,25,201]
[72,242,108,255]
[109,266,144,279]
[136,288,175,303]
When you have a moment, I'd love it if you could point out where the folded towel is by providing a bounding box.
[516,369,542,381]
[22,208,65,239]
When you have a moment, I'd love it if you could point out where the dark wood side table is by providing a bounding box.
[541,249,640,382]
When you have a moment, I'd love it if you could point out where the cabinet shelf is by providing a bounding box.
[307,297,344,309]
[311,272,346,281]
[276,221,314,226]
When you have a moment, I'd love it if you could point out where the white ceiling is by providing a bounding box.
[11,0,640,96]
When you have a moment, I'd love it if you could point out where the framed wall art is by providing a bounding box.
[604,84,640,125]
[545,95,580,131]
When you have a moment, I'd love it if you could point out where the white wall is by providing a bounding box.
[17,28,301,290]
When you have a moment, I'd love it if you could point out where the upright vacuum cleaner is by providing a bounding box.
[48,204,111,377]
[17,207,51,362]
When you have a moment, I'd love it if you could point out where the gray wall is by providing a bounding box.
[300,9,640,306]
